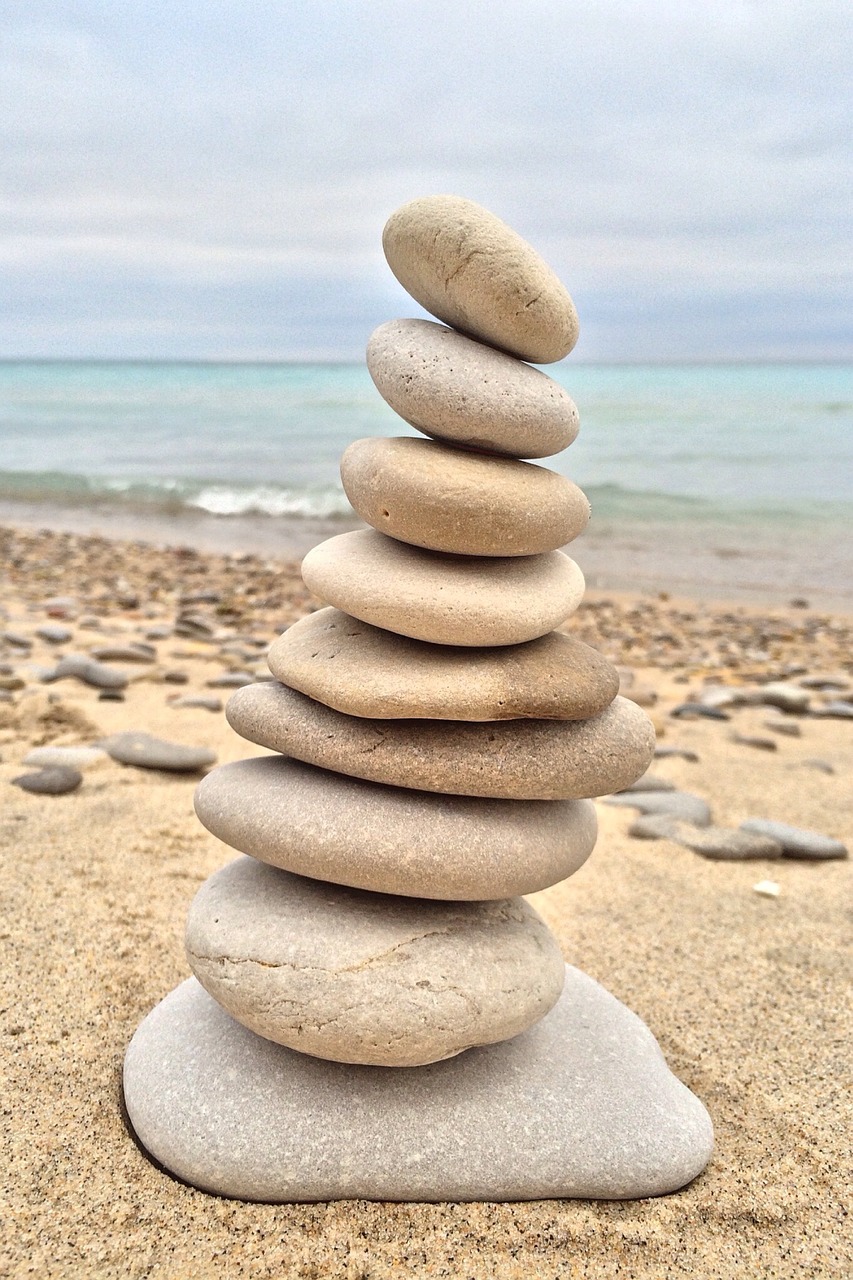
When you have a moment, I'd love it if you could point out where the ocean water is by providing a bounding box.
[1,360,851,532]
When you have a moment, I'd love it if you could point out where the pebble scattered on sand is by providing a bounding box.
[730,732,778,751]
[99,731,216,773]
[739,820,848,861]
[12,765,83,795]
[45,654,129,690]
[23,745,108,770]
[605,790,713,827]
[36,624,72,645]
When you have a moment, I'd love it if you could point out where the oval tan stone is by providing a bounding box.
[301,530,585,647]
[268,608,619,721]
[367,320,579,458]
[340,437,589,557]
[382,196,579,363]
[193,756,598,899]
[226,684,656,800]
[186,857,566,1068]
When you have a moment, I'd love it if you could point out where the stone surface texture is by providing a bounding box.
[194,755,598,900]
[302,530,585,647]
[267,608,619,722]
[226,684,656,801]
[185,857,565,1067]
[123,970,714,1203]
[381,197,579,363]
[366,319,579,458]
[340,436,589,556]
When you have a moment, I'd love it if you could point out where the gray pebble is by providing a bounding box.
[671,824,783,860]
[810,701,853,720]
[123,970,713,1202]
[206,672,255,688]
[730,733,777,752]
[99,731,216,773]
[2,631,32,649]
[98,690,125,702]
[764,718,802,738]
[744,683,810,714]
[799,674,849,691]
[46,654,129,690]
[90,644,156,664]
[739,820,848,860]
[671,703,730,721]
[36,624,72,645]
[163,670,190,685]
[796,759,836,775]
[654,746,699,763]
[169,696,224,713]
[605,791,712,827]
[12,766,83,795]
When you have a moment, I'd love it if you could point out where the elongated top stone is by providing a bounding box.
[194,755,598,899]
[382,196,579,362]
[226,684,656,801]
[267,608,619,721]
[185,857,565,1068]
[301,529,584,647]
[340,437,589,557]
[366,320,579,458]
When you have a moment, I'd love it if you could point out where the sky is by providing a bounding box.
[1,0,850,361]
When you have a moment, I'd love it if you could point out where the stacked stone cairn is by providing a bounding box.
[124,196,713,1202]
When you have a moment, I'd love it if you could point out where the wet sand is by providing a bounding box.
[1,523,851,1279]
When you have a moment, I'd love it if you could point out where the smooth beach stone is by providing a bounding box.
[226,685,655,801]
[186,857,565,1068]
[366,320,579,459]
[89,644,156,664]
[301,530,584,647]
[194,755,597,900]
[36,624,72,645]
[382,196,579,363]
[619,772,676,793]
[739,820,848,860]
[603,791,712,827]
[99,731,216,773]
[123,969,714,1203]
[45,654,128,690]
[22,745,108,770]
[267,609,618,722]
[340,437,589,557]
[11,765,82,795]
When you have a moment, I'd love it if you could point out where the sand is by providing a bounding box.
[1,522,851,1279]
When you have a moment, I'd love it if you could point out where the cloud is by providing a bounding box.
[0,0,850,357]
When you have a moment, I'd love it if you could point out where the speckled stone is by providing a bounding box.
[226,684,655,801]
[340,437,589,556]
[123,969,714,1202]
[301,530,584,647]
[267,608,619,722]
[381,197,579,363]
[185,857,565,1068]
[366,320,579,458]
[194,755,597,900]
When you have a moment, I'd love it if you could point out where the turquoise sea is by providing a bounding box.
[0,360,851,534]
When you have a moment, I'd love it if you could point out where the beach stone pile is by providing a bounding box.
[124,196,713,1202]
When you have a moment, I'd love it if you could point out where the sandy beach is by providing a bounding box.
[2,520,851,1279]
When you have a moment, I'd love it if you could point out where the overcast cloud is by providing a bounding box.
[1,0,850,359]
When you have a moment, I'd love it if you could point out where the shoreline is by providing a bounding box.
[1,497,851,613]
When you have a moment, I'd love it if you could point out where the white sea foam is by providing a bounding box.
[188,485,351,518]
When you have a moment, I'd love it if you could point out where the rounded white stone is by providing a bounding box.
[301,529,585,647]
[366,319,579,458]
[382,196,579,362]
[186,857,566,1068]
[340,436,589,556]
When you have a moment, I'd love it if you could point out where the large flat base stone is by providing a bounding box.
[123,966,713,1203]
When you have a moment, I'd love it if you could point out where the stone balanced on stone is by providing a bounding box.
[123,195,714,1202]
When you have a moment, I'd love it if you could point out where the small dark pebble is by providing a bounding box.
[671,703,730,721]
[2,631,32,649]
[12,766,83,795]
[654,746,699,762]
[163,670,190,685]
[168,695,224,713]
[98,690,126,702]
[796,759,836,775]
[206,672,255,688]
[810,701,853,720]
[730,732,778,752]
